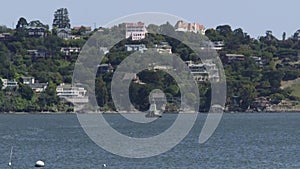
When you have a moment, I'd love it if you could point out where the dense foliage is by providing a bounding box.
[0,16,300,112]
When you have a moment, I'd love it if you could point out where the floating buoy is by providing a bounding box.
[8,162,12,166]
[103,163,107,167]
[35,160,45,167]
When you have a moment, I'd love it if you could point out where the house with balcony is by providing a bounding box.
[154,42,172,54]
[1,79,18,89]
[125,22,147,41]
[213,41,224,50]
[26,26,47,37]
[224,54,245,63]
[56,83,88,103]
[21,77,47,92]
[60,47,81,56]
[185,61,220,82]
[97,63,114,74]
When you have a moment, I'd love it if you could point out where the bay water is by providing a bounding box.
[0,113,299,169]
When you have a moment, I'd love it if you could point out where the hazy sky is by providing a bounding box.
[1,0,299,39]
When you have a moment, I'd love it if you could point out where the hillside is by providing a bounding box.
[0,13,300,112]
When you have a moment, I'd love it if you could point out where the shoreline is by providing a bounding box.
[1,111,300,114]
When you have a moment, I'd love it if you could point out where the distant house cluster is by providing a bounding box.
[175,20,206,35]
[1,77,48,92]
[57,26,93,40]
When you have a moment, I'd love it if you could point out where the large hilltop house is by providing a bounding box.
[125,22,147,41]
[175,20,206,35]
[26,26,47,37]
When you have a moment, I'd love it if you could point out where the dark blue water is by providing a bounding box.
[0,113,299,169]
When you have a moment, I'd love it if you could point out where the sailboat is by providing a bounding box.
[8,146,45,168]
[145,102,162,118]
[8,146,13,168]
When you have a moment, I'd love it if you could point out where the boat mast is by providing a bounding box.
[8,146,13,168]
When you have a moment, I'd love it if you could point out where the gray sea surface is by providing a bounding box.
[0,113,299,169]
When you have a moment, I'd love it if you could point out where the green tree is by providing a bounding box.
[95,76,108,107]
[216,25,232,37]
[18,84,34,100]
[239,83,257,110]
[16,17,28,29]
[28,20,49,30]
[52,8,71,29]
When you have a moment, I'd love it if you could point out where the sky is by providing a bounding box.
[0,0,299,39]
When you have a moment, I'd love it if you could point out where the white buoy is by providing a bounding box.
[35,160,45,167]
[8,162,12,166]
[103,163,107,167]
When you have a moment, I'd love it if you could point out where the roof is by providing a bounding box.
[125,22,145,28]
[225,54,245,57]
[30,83,47,89]
[73,26,92,31]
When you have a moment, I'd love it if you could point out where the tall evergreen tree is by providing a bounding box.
[52,8,71,29]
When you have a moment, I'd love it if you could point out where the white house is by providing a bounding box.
[21,77,48,92]
[98,63,114,74]
[57,28,71,39]
[154,42,172,54]
[125,44,147,53]
[56,83,88,103]
[175,20,206,35]
[125,22,147,41]
[1,79,18,89]
[225,54,245,63]
[26,26,47,37]
[185,61,220,82]
[60,47,81,56]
